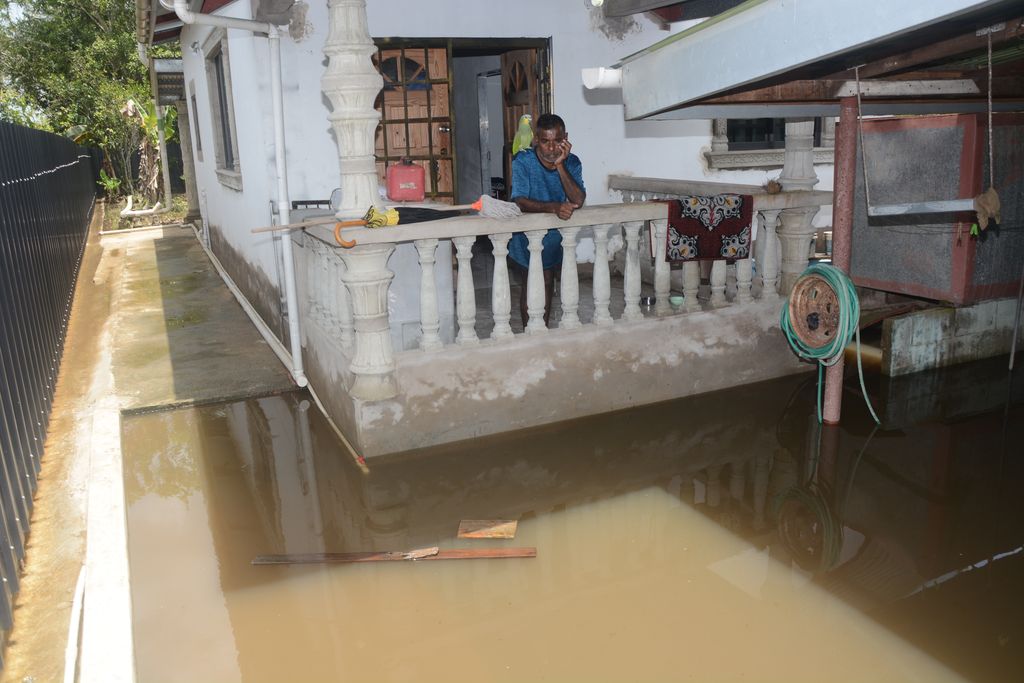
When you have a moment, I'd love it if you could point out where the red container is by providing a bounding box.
[386,160,425,201]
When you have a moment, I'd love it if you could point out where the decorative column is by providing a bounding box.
[322,0,383,219]
[735,258,753,304]
[682,261,700,312]
[711,118,729,153]
[758,209,782,299]
[776,118,820,294]
[559,227,582,329]
[709,261,728,307]
[453,236,479,345]
[592,225,613,325]
[175,99,201,222]
[652,219,672,316]
[525,230,547,334]
[338,245,397,400]
[489,233,513,340]
[414,239,442,350]
[333,250,355,352]
[622,221,643,322]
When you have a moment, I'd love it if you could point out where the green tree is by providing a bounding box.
[0,0,177,197]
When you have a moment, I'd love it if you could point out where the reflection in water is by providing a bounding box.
[123,357,1024,682]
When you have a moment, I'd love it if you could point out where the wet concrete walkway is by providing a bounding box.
[0,209,293,683]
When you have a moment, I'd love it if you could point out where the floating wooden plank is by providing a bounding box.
[457,519,518,539]
[252,547,536,566]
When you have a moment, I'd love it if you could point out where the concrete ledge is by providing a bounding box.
[311,299,806,457]
[882,297,1023,376]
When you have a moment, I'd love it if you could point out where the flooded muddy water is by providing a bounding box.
[122,357,1024,682]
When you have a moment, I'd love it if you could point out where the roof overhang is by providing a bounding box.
[613,0,1024,119]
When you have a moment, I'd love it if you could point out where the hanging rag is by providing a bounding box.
[973,187,1001,231]
[663,195,754,262]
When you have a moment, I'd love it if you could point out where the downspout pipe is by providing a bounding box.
[162,0,307,388]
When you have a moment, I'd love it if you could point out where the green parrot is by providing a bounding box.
[511,114,533,157]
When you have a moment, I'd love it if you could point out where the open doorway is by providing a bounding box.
[372,38,550,206]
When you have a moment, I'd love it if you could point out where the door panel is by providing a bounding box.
[373,45,454,203]
[501,48,549,193]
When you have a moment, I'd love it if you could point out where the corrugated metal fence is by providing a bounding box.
[0,121,99,662]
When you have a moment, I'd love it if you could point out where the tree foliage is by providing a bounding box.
[0,0,178,197]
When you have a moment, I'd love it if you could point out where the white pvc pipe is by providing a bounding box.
[163,0,307,387]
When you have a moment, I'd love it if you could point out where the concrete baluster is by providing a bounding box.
[414,238,442,350]
[305,237,322,324]
[758,209,782,299]
[622,221,643,322]
[683,261,700,312]
[777,118,820,294]
[735,257,753,304]
[338,245,397,400]
[525,230,547,334]
[453,236,479,345]
[333,249,355,352]
[592,224,613,325]
[710,260,728,307]
[559,227,582,330]
[652,219,672,316]
[489,233,513,340]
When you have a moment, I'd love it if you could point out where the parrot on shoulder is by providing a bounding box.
[511,114,533,157]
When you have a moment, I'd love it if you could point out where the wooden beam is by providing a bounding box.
[851,17,1024,79]
[252,547,538,565]
[833,79,980,98]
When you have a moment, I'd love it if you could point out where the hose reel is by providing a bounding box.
[788,273,842,350]
[781,263,880,425]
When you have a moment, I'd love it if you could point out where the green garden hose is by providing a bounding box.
[780,263,880,425]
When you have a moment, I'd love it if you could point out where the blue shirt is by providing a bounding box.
[508,149,585,270]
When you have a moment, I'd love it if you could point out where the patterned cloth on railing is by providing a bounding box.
[663,195,753,262]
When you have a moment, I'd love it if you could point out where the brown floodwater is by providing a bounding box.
[122,356,1024,682]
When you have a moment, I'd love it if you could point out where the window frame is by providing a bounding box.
[202,28,242,191]
[705,116,835,170]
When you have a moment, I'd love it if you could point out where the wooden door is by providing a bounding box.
[373,45,454,203]
[501,48,549,192]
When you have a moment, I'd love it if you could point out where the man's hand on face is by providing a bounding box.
[553,139,571,167]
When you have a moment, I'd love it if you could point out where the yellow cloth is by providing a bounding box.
[363,206,399,228]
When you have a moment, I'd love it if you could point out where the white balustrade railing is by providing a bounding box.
[301,196,830,401]
[610,176,833,304]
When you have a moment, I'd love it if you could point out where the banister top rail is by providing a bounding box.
[306,202,667,248]
[608,175,833,212]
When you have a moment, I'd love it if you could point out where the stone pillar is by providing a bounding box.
[175,99,201,222]
[592,225,613,325]
[414,239,442,350]
[711,118,729,153]
[682,261,700,312]
[322,0,383,219]
[559,227,582,330]
[735,258,753,304]
[453,236,479,345]
[758,209,782,299]
[622,221,643,322]
[333,250,355,352]
[489,233,513,340]
[652,219,672,316]
[525,230,547,334]
[338,245,396,400]
[777,118,820,294]
[709,261,727,307]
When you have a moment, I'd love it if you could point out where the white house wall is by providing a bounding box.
[181,0,834,332]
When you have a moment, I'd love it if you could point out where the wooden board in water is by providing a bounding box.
[457,519,518,539]
[253,547,535,565]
